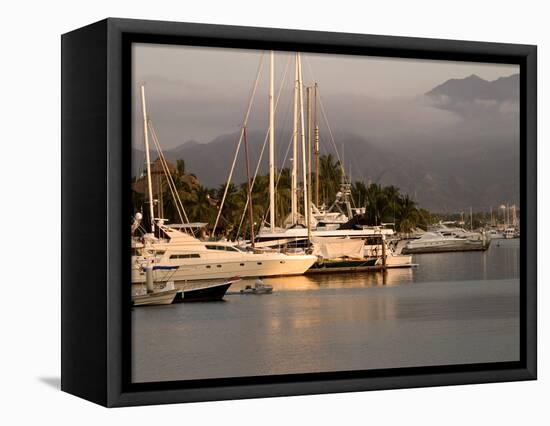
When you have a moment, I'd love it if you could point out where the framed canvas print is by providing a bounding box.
[61,18,537,407]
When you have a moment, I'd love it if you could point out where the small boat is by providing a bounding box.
[133,265,237,305]
[132,265,179,306]
[239,279,273,294]
[132,288,178,306]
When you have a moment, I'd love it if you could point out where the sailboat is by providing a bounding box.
[131,84,317,284]
[131,263,238,304]
[131,264,179,306]
[249,53,406,269]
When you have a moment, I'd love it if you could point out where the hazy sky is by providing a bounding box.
[132,43,518,148]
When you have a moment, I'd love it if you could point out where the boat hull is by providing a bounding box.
[132,255,317,283]
[306,257,380,274]
[385,254,414,268]
[174,282,232,302]
[402,240,490,254]
[132,289,178,306]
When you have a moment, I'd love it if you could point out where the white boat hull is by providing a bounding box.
[132,289,178,306]
[132,254,317,283]
[385,254,413,268]
[402,239,489,254]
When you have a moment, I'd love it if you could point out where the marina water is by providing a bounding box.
[132,239,519,383]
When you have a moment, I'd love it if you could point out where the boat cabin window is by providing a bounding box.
[169,253,201,259]
[205,244,241,252]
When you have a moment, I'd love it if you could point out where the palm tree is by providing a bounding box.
[176,159,186,175]
[364,183,388,225]
[382,185,401,225]
[318,154,342,206]
[396,194,418,233]
[186,185,216,224]
[352,181,368,208]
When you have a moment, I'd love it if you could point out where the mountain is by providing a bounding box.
[133,74,520,213]
[426,73,519,103]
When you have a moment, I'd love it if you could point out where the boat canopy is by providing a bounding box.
[312,237,365,260]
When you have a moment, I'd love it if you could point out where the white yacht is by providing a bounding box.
[402,231,490,254]
[132,85,316,284]
[254,225,394,249]
[504,227,518,239]
[487,229,505,239]
[132,224,317,283]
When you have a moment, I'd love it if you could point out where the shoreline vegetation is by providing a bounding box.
[131,154,506,240]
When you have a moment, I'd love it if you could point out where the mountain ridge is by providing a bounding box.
[133,73,520,212]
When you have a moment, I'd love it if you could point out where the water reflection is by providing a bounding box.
[231,239,519,292]
[132,239,521,383]
[258,268,413,290]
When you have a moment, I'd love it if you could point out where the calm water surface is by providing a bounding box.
[132,239,520,383]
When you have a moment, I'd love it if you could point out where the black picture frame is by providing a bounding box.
[61,17,537,407]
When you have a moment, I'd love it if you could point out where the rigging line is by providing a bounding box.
[258,130,294,230]
[148,121,193,234]
[148,124,186,228]
[149,121,194,231]
[236,54,291,238]
[148,122,185,222]
[305,56,356,213]
[213,51,266,237]
[317,94,358,210]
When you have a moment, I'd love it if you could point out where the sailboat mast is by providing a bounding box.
[291,53,299,224]
[297,53,309,230]
[140,85,155,233]
[269,51,276,231]
[314,82,319,208]
[306,86,313,243]
[243,127,255,247]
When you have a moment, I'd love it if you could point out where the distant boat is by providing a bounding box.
[504,227,518,239]
[402,232,490,254]
[487,229,505,239]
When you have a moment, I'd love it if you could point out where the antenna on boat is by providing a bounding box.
[140,84,155,233]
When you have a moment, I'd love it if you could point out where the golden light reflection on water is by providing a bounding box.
[132,240,521,382]
[235,268,414,292]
